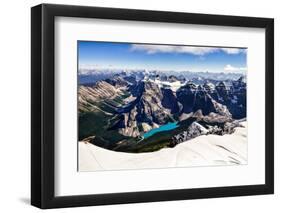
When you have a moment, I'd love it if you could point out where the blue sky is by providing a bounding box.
[78,41,247,73]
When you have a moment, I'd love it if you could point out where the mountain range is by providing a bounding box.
[79,70,246,153]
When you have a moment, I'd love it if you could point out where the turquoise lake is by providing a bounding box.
[143,122,179,139]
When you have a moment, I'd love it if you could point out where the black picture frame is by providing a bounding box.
[31,3,274,209]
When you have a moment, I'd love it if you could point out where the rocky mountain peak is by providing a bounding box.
[203,82,215,92]
[237,76,246,83]
[168,75,179,83]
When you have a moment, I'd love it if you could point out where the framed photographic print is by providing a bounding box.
[31,3,274,209]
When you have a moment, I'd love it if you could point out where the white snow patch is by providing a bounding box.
[148,79,185,92]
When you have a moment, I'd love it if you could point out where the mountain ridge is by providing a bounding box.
[78,70,246,152]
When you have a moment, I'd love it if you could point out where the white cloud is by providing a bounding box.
[221,48,246,54]
[130,44,218,55]
[131,44,246,56]
[224,64,247,72]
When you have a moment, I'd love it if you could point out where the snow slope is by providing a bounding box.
[79,122,247,171]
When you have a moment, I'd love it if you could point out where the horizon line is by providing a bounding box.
[78,67,247,75]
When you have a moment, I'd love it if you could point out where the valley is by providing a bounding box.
[78,70,247,153]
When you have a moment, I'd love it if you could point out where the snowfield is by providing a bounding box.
[79,122,247,171]
[148,79,185,92]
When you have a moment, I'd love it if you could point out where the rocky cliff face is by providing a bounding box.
[161,88,180,114]
[212,77,246,119]
[78,81,126,112]
[176,82,232,117]
[110,81,175,137]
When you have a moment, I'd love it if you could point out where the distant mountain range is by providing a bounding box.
[79,69,245,85]
[78,70,246,153]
